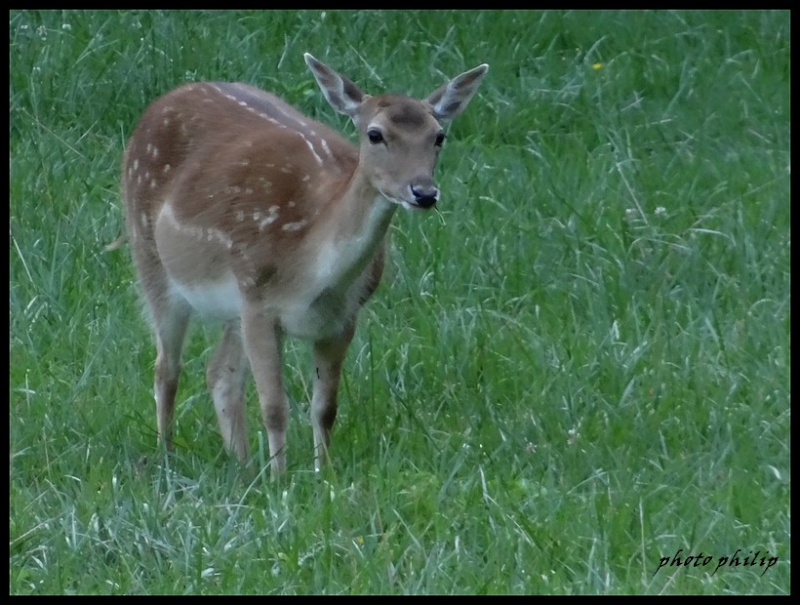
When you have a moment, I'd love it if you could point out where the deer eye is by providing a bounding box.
[434,132,446,147]
[367,129,384,145]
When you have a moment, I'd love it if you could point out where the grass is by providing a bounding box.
[9,9,790,595]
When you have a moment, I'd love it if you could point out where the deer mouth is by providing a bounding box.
[381,192,436,211]
[400,198,438,212]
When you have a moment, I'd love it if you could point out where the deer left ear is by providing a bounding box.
[425,63,489,122]
[304,53,368,118]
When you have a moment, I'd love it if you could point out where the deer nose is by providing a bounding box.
[411,183,439,208]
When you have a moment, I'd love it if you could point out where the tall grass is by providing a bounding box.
[10,10,790,594]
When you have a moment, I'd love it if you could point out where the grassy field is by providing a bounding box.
[9,10,790,595]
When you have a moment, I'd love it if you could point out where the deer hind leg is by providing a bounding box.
[153,304,191,452]
[241,303,288,477]
[311,324,355,472]
[131,243,193,453]
[207,320,249,462]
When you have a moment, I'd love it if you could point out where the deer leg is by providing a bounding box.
[207,320,250,462]
[152,301,191,452]
[311,324,355,471]
[130,241,192,453]
[241,303,287,477]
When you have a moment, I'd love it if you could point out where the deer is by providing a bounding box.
[121,53,488,477]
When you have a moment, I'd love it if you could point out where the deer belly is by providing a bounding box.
[169,273,243,320]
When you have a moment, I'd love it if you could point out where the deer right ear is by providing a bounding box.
[304,53,367,118]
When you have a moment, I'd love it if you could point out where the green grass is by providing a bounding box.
[9,9,790,595]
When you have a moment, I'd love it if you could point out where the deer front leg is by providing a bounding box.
[311,324,355,471]
[207,320,249,462]
[241,302,287,477]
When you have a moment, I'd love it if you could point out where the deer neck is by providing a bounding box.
[309,167,398,291]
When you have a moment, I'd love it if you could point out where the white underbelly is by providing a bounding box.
[169,273,242,320]
[168,274,356,340]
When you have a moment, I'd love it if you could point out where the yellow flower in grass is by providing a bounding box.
[592,62,603,70]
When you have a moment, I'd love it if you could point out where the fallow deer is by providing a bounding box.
[121,53,488,476]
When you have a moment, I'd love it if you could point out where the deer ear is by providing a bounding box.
[425,63,489,122]
[304,53,367,118]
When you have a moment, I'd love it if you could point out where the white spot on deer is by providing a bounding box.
[150,178,157,189]
[252,223,269,238]
[163,117,171,126]
[162,105,173,114]
[238,101,248,107]
[133,158,139,171]
[258,178,272,194]
[302,174,311,182]
[163,164,171,174]
[214,229,232,249]
[298,132,324,166]
[137,174,142,185]
[236,210,245,222]
[258,112,281,126]
[320,138,333,159]
[144,171,151,181]
[225,94,236,101]
[280,165,293,174]
[282,219,308,232]
[238,159,250,167]
[258,206,280,232]
[140,213,149,229]
[288,201,296,208]
[152,147,159,159]
[244,187,253,195]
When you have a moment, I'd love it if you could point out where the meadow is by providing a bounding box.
[9,10,790,594]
